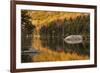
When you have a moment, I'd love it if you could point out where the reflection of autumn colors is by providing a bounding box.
[32,36,89,62]
[21,10,90,62]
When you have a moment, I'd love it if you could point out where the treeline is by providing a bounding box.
[39,15,90,55]
[40,15,90,38]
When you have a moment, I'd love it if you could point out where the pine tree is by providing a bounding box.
[21,10,35,49]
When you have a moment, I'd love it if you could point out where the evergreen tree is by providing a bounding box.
[21,10,35,49]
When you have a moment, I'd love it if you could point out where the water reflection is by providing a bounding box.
[22,34,90,62]
[40,36,90,56]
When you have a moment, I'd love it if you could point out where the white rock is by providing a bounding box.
[64,35,83,44]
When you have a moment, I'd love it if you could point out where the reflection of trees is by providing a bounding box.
[39,15,90,56]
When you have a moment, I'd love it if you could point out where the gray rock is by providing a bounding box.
[64,35,83,44]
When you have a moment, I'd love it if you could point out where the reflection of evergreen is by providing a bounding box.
[40,15,90,56]
[21,10,36,62]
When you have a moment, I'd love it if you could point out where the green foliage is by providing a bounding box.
[40,15,90,37]
[21,10,36,49]
[39,15,90,55]
[21,10,35,34]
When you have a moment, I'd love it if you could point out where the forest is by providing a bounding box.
[40,15,90,38]
[21,10,90,62]
[39,15,90,55]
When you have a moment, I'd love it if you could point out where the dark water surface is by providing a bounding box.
[40,36,90,56]
[21,35,90,63]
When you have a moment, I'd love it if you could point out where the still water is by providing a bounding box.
[32,35,90,56]
[21,34,90,63]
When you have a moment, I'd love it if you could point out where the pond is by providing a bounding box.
[21,34,90,62]
[39,35,90,56]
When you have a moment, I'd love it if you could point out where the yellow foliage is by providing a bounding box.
[28,10,90,62]
[27,10,88,31]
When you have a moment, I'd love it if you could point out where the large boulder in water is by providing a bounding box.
[64,35,83,44]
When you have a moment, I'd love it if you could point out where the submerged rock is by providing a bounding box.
[21,48,39,56]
